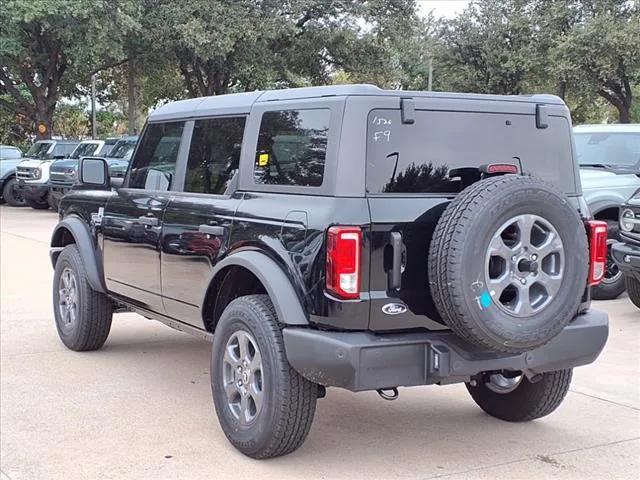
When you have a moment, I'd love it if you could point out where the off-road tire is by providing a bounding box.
[26,194,50,210]
[211,294,317,459]
[2,177,26,207]
[47,192,60,211]
[626,277,640,309]
[466,369,572,422]
[592,222,625,300]
[428,175,588,353]
[53,244,113,351]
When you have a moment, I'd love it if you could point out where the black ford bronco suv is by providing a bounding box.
[50,85,609,459]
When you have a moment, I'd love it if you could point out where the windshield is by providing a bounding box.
[25,142,53,159]
[69,142,99,159]
[107,140,137,160]
[575,132,640,168]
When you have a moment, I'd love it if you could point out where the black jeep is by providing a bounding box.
[50,85,609,459]
[613,191,640,308]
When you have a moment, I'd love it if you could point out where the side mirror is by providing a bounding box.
[79,157,110,189]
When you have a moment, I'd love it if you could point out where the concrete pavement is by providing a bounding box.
[1,205,638,480]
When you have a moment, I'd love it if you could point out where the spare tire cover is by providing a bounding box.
[428,175,588,353]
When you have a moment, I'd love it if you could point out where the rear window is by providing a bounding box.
[253,109,329,187]
[366,109,575,194]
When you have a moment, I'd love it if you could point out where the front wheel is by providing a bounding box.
[466,369,572,422]
[211,294,317,459]
[626,277,640,309]
[26,194,50,210]
[2,178,27,207]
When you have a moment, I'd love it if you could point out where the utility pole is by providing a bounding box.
[127,61,136,134]
[91,74,97,139]
[428,57,433,91]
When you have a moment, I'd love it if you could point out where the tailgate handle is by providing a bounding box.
[389,232,403,290]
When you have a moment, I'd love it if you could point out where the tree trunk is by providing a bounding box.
[617,105,631,124]
[35,105,53,140]
[127,61,137,134]
[556,80,567,101]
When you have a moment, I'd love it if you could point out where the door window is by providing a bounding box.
[184,117,246,195]
[253,109,329,187]
[128,122,184,190]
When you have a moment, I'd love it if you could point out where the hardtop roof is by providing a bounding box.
[148,84,565,122]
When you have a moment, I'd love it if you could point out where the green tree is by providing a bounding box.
[0,0,140,138]
[140,0,419,96]
[434,0,536,95]
[552,0,639,123]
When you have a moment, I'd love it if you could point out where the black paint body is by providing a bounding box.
[56,86,588,335]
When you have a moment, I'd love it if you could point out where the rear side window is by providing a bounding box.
[184,117,246,195]
[366,109,575,194]
[128,122,184,191]
[253,109,329,187]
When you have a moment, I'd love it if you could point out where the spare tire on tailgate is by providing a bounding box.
[428,175,588,353]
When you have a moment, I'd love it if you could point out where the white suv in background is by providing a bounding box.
[575,124,640,299]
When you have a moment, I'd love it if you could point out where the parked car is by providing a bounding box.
[574,124,640,300]
[50,85,609,459]
[48,138,122,210]
[612,190,640,309]
[16,140,79,209]
[0,145,24,206]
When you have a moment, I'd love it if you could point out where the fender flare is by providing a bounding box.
[205,250,308,326]
[50,217,107,293]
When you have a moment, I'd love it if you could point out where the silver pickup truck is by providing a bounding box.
[575,124,640,300]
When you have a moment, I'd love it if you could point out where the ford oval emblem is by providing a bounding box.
[382,303,407,315]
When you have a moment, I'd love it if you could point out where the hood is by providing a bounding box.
[579,168,640,190]
[17,158,53,169]
[50,159,79,171]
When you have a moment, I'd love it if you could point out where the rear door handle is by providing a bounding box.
[199,224,225,236]
[137,215,159,226]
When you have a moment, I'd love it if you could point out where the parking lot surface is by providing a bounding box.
[1,205,639,480]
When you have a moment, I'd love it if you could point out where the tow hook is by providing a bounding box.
[377,387,399,401]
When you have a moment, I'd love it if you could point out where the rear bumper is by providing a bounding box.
[612,241,640,281]
[283,309,609,392]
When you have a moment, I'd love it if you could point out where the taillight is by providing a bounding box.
[326,226,362,299]
[587,220,608,286]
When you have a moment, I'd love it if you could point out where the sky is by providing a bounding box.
[416,0,471,19]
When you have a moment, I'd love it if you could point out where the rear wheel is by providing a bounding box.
[466,369,572,421]
[592,222,625,300]
[2,178,26,207]
[626,277,640,309]
[211,294,317,459]
[53,244,113,351]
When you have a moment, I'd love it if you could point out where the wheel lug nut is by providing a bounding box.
[520,278,526,284]
[532,254,537,260]
[511,255,517,262]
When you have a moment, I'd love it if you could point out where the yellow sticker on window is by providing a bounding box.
[258,153,269,167]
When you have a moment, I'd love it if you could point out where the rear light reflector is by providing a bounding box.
[587,220,608,286]
[326,226,362,299]
[484,163,519,174]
